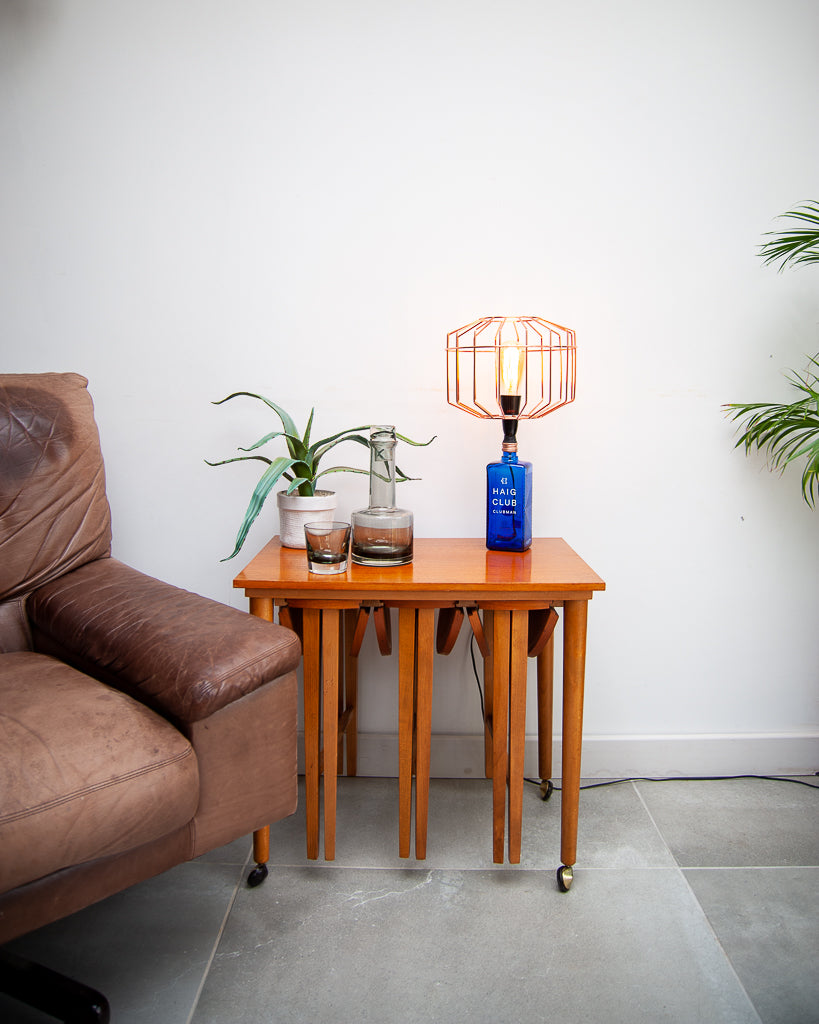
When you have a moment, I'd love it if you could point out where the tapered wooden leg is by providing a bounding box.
[491,611,510,864]
[322,609,340,861]
[303,608,321,860]
[248,595,275,884]
[537,632,555,783]
[483,609,494,779]
[414,608,435,859]
[252,827,269,866]
[249,596,274,622]
[343,608,358,776]
[398,607,416,858]
[561,600,588,869]
[337,615,345,775]
[507,609,528,864]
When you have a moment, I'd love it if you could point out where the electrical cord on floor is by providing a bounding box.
[523,774,819,791]
[469,636,819,792]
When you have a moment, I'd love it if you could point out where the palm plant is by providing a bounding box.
[207,392,433,559]
[756,201,819,270]
[725,203,819,507]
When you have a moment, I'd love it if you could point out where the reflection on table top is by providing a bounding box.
[234,537,605,603]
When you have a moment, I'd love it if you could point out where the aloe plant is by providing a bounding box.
[725,203,819,507]
[207,392,433,559]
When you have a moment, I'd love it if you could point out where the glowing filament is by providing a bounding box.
[499,345,525,397]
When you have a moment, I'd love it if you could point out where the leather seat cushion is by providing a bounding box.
[0,652,199,894]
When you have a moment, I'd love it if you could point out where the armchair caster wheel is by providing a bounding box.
[247,863,268,888]
[556,865,574,892]
[540,779,554,801]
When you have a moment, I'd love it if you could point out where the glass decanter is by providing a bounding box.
[351,426,414,566]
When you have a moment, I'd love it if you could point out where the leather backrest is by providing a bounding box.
[0,373,112,603]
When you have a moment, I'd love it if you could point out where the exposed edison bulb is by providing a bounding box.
[498,344,525,397]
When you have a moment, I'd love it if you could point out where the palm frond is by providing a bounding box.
[759,202,819,270]
[725,357,819,508]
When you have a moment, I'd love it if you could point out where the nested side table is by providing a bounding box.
[235,537,605,889]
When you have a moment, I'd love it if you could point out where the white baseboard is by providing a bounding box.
[299,731,819,778]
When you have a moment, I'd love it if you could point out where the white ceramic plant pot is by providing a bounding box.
[276,489,338,548]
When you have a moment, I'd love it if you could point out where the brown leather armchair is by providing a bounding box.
[0,373,301,1021]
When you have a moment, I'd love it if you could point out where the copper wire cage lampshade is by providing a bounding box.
[446,316,576,422]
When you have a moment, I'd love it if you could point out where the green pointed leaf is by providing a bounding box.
[220,457,297,561]
[395,431,437,447]
[759,203,819,270]
[303,408,315,449]
[314,465,370,481]
[212,392,301,445]
[240,429,304,454]
[307,427,372,460]
[725,352,819,508]
[205,455,272,467]
[284,476,314,495]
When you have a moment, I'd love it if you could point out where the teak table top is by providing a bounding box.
[234,537,606,604]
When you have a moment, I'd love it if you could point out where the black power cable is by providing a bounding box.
[524,774,819,792]
[468,636,818,793]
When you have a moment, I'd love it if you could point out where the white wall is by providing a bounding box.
[2,0,817,775]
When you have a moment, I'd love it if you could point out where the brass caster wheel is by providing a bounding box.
[247,863,268,888]
[540,779,554,801]
[556,865,573,892]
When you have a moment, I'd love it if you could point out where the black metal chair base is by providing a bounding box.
[0,947,110,1023]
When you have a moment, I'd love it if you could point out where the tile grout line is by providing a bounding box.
[265,862,754,873]
[674,867,765,1024]
[629,779,679,864]
[678,863,819,872]
[184,855,251,1024]
[630,781,765,1024]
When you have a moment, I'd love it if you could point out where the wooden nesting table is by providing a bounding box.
[235,537,605,886]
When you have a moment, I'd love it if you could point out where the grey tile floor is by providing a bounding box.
[2,776,818,1023]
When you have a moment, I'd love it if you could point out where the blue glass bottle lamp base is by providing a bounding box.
[486,451,532,552]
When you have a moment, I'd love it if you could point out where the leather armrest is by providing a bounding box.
[26,558,301,725]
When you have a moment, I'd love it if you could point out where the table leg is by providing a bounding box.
[414,608,435,859]
[252,826,269,867]
[322,609,340,860]
[342,609,358,776]
[561,599,588,870]
[249,596,274,622]
[302,608,321,860]
[482,610,494,779]
[491,611,510,864]
[248,597,275,880]
[398,608,416,858]
[537,632,555,784]
[337,617,345,775]
[507,609,528,864]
